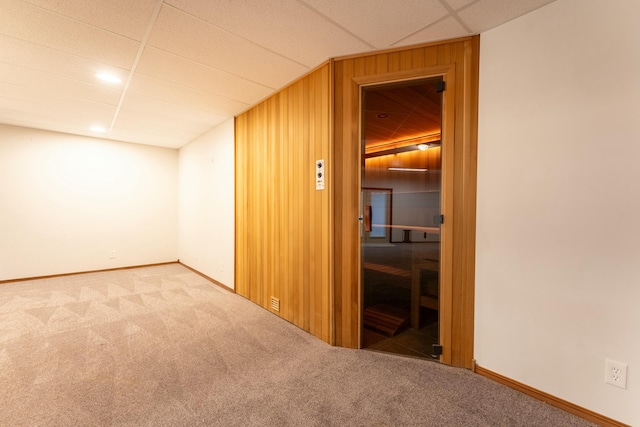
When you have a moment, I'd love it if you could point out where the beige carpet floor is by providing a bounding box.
[0,263,596,426]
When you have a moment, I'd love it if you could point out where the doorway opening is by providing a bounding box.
[360,77,444,359]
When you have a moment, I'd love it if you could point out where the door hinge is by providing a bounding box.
[436,81,446,93]
[435,214,444,225]
[432,344,443,358]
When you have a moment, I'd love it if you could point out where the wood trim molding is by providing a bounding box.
[0,261,235,294]
[352,65,454,87]
[178,262,235,293]
[333,36,475,62]
[0,261,180,285]
[327,58,336,346]
[475,365,630,427]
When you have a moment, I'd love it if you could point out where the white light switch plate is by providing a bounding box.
[315,159,325,190]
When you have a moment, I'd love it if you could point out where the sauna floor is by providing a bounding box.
[363,309,439,359]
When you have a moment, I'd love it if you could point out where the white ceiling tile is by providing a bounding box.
[111,108,227,149]
[0,62,122,106]
[128,74,249,116]
[107,128,188,149]
[0,106,100,130]
[108,121,202,149]
[396,17,471,47]
[147,5,309,89]
[110,114,199,139]
[135,47,273,105]
[0,93,115,135]
[0,82,117,119]
[458,0,557,33]
[445,0,478,10]
[0,0,139,69]
[165,0,371,67]
[300,0,448,48]
[116,93,227,127]
[18,0,159,41]
[0,34,128,84]
[0,111,111,139]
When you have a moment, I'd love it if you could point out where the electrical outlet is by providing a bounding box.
[605,359,627,389]
[109,250,116,259]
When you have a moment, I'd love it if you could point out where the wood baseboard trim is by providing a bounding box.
[0,261,180,285]
[178,262,234,293]
[475,365,629,427]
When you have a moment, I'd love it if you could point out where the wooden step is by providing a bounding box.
[363,304,409,336]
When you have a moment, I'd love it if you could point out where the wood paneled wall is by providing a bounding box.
[333,37,479,368]
[235,38,479,367]
[235,63,333,343]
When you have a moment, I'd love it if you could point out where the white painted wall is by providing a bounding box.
[0,124,178,281]
[178,119,234,289]
[476,0,640,424]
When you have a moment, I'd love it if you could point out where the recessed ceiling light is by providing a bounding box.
[376,113,390,119]
[90,125,106,133]
[96,73,122,84]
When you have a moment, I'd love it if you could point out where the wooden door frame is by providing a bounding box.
[332,37,479,369]
[356,66,456,364]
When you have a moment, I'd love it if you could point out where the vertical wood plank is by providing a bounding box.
[333,59,345,346]
[235,64,332,342]
[459,38,480,367]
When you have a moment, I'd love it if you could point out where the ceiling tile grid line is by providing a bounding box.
[391,12,470,47]
[294,0,376,50]
[135,45,277,94]
[17,0,160,41]
[0,0,140,70]
[444,0,482,13]
[15,0,153,42]
[135,77,249,112]
[133,47,275,106]
[298,0,451,48]
[146,5,310,90]
[390,0,490,46]
[438,0,474,34]
[457,0,559,34]
[161,2,312,70]
[0,33,130,83]
[0,61,122,106]
[164,0,373,69]
[126,75,250,117]
[0,82,118,116]
[108,0,164,136]
[0,0,560,148]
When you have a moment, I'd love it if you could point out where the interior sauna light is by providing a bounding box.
[388,167,428,172]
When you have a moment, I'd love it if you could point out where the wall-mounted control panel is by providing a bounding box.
[316,159,325,190]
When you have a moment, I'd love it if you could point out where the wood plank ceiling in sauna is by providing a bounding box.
[363,80,443,152]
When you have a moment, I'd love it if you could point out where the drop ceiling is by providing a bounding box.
[0,0,556,149]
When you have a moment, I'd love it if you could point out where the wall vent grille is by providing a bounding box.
[270,297,280,312]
